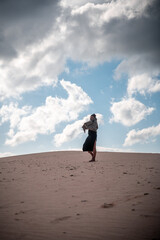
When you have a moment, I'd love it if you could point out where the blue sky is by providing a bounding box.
[0,0,160,157]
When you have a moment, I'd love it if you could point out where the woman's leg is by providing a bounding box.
[88,151,93,157]
[89,141,96,162]
[92,141,96,160]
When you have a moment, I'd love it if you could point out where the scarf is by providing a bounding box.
[83,117,98,132]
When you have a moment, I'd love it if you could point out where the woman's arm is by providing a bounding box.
[82,120,98,132]
[82,121,92,132]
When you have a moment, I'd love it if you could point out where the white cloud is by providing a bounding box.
[97,146,133,153]
[0,102,31,128]
[114,54,160,81]
[0,0,159,100]
[60,0,106,9]
[127,73,160,96]
[66,0,157,66]
[0,152,14,158]
[124,123,160,146]
[0,0,60,60]
[54,117,87,147]
[110,98,154,126]
[0,33,66,99]
[71,1,149,22]
[2,80,92,146]
[54,113,103,147]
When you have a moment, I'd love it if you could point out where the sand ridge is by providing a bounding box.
[0,151,160,240]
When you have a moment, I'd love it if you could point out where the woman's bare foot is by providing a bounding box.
[89,157,95,162]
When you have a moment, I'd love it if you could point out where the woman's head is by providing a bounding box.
[90,114,96,121]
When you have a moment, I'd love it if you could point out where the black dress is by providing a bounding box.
[83,130,97,152]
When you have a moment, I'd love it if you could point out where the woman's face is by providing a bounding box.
[90,115,94,121]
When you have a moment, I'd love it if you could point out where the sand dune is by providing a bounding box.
[0,151,160,240]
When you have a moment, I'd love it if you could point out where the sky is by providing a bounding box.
[0,0,160,157]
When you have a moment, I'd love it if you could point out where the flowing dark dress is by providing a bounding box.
[83,130,97,152]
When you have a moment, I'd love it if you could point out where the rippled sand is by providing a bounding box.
[0,151,160,240]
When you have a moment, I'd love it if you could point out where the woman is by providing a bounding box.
[82,114,98,162]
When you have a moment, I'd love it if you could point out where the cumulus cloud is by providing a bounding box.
[0,32,67,99]
[54,113,103,147]
[110,98,154,126]
[60,0,106,8]
[0,102,31,129]
[114,55,160,81]
[127,73,160,96]
[0,80,92,146]
[54,117,88,147]
[124,123,160,146]
[0,0,62,99]
[65,0,160,66]
[0,0,60,60]
[0,0,159,100]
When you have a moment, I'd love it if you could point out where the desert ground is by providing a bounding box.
[0,151,160,240]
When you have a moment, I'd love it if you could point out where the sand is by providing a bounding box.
[0,151,160,240]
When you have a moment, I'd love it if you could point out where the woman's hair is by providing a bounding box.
[91,114,96,118]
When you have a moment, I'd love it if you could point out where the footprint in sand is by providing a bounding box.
[101,203,114,208]
[51,216,71,224]
[15,210,25,216]
[14,218,21,221]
